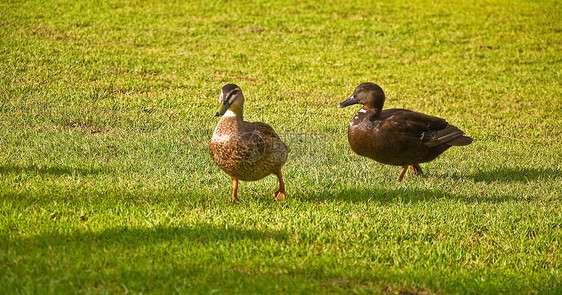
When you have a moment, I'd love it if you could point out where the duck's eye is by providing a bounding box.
[227,91,238,103]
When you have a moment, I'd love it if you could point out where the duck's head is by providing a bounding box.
[215,84,245,116]
[337,83,385,110]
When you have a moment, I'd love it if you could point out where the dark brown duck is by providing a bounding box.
[337,82,473,181]
[209,84,290,202]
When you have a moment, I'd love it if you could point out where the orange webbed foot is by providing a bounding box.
[409,164,423,176]
[273,190,286,202]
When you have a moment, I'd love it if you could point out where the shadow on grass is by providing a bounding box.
[294,185,526,204]
[1,223,386,294]
[1,180,527,208]
[1,163,552,207]
[466,167,562,183]
[3,215,557,295]
[3,222,288,246]
[1,183,557,294]
[0,164,106,176]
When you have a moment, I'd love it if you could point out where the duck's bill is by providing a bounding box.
[337,95,358,108]
[215,101,229,116]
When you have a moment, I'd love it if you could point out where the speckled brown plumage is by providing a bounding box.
[209,84,290,202]
[338,82,473,181]
[210,117,289,181]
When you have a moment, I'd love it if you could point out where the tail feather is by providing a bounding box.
[448,136,473,146]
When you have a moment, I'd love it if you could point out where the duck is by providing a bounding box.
[337,82,473,181]
[209,84,290,202]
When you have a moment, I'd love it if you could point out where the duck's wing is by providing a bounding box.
[382,109,447,134]
[248,122,291,153]
[422,124,473,147]
[383,109,472,147]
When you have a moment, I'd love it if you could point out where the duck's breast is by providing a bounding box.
[210,117,286,181]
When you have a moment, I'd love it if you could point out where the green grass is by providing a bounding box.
[1,0,561,293]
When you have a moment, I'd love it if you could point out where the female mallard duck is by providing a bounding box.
[337,82,473,181]
[209,84,290,202]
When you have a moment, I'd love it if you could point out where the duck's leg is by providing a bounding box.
[272,171,286,201]
[409,164,423,176]
[397,165,408,181]
[231,178,240,203]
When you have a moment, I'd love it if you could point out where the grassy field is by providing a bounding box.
[1,0,561,293]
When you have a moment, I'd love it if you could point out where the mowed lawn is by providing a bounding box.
[1,0,561,294]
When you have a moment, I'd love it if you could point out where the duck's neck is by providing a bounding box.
[226,104,243,120]
[362,106,382,118]
[223,106,244,121]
